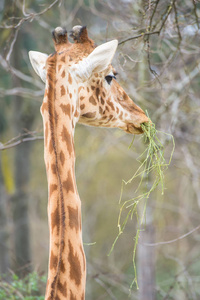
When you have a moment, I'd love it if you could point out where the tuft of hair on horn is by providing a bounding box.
[69,25,90,43]
[52,27,68,44]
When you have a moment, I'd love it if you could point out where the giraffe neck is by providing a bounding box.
[41,53,86,300]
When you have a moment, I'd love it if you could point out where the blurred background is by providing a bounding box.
[0,0,200,299]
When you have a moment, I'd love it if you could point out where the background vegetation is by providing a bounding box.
[0,0,200,299]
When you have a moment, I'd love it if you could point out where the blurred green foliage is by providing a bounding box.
[0,272,46,300]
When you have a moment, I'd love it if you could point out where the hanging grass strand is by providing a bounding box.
[108,118,175,289]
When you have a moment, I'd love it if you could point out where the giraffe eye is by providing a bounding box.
[105,75,116,85]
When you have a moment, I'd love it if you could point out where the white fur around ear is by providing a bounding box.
[29,51,49,83]
[73,39,118,81]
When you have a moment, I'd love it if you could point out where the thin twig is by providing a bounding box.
[173,0,182,47]
[149,0,160,30]
[143,224,200,246]
[119,31,159,45]
[0,135,43,150]
[191,0,200,29]
[144,0,161,79]
[0,54,44,89]
[0,87,43,98]
[6,28,20,62]
[145,0,175,79]
[159,0,175,33]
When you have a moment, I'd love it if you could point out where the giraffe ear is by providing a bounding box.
[29,51,49,83]
[73,40,118,81]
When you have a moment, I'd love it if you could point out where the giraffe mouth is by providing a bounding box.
[126,124,144,135]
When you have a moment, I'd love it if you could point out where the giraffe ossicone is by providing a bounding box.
[29,25,149,300]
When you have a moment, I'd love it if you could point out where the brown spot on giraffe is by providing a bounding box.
[107,99,115,111]
[74,109,79,118]
[61,70,65,78]
[78,86,83,93]
[59,150,65,166]
[99,106,103,114]
[68,73,72,84]
[68,206,79,232]
[49,184,57,197]
[51,205,60,234]
[57,279,67,297]
[61,126,73,156]
[50,250,58,270]
[100,97,105,105]
[63,170,75,194]
[89,96,96,105]
[51,163,56,175]
[60,103,71,117]
[60,259,66,273]
[68,240,81,286]
[70,291,77,300]
[61,55,65,62]
[60,85,66,96]
[123,90,129,101]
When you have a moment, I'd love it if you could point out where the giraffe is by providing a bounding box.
[29,26,149,300]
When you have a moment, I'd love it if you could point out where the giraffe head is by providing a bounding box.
[29,26,149,134]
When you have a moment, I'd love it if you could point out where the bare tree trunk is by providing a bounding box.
[10,29,37,276]
[138,204,156,300]
[137,50,156,299]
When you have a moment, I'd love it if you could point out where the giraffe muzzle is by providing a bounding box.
[126,123,144,135]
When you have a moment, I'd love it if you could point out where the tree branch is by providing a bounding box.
[143,225,200,246]
[0,54,44,89]
[192,0,200,29]
[0,132,43,151]
[0,87,43,99]
[0,0,61,29]
[118,30,160,45]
